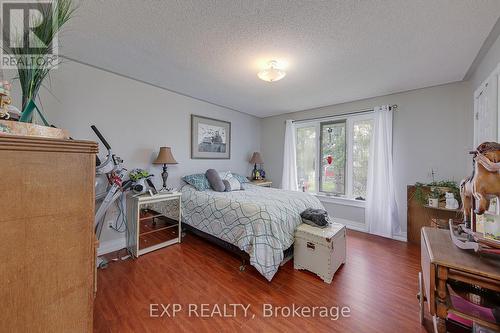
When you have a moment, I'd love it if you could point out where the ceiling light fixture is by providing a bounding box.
[258,60,286,82]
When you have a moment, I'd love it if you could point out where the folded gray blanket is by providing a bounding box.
[300,208,331,228]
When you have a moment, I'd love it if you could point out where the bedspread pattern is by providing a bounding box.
[181,184,323,280]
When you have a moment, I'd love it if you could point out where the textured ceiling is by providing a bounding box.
[61,0,500,117]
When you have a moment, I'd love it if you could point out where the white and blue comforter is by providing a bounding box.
[181,184,324,281]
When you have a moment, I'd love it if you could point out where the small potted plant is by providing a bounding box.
[428,187,440,208]
[129,169,152,194]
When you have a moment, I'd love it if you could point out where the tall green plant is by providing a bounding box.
[2,0,76,123]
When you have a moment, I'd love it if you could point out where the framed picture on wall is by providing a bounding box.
[191,115,231,159]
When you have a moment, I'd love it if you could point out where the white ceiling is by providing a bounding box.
[62,0,500,117]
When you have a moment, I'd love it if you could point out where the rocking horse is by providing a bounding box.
[460,141,500,228]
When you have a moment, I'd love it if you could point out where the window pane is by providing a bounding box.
[296,126,316,192]
[352,119,373,199]
[320,121,346,194]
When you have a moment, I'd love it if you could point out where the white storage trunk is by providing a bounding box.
[294,222,346,284]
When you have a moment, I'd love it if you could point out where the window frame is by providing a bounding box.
[295,121,319,193]
[294,112,374,200]
[319,119,347,195]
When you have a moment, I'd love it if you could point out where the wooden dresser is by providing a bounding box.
[0,135,98,332]
[407,185,462,244]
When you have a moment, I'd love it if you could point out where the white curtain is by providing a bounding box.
[365,105,400,238]
[282,120,298,191]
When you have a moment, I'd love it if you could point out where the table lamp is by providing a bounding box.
[249,152,264,180]
[153,147,178,191]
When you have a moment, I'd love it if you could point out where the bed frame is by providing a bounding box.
[182,223,293,271]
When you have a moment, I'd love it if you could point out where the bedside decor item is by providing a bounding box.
[191,115,230,159]
[249,151,264,180]
[153,147,178,191]
[4,0,76,125]
[129,168,155,194]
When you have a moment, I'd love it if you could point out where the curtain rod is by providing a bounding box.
[292,104,398,123]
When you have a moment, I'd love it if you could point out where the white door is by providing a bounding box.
[474,64,500,147]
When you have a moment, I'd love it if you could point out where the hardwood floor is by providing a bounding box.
[94,230,430,332]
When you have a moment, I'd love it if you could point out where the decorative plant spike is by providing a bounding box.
[2,0,76,124]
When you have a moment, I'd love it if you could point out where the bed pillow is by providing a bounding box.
[232,173,250,184]
[206,169,225,192]
[182,173,210,191]
[218,171,242,191]
[222,179,231,192]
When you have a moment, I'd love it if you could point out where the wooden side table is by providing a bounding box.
[126,192,182,257]
[419,227,500,332]
[249,179,272,187]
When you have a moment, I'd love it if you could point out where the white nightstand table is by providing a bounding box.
[248,179,272,187]
[126,192,182,257]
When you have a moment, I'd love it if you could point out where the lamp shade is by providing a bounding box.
[249,152,264,164]
[153,147,178,164]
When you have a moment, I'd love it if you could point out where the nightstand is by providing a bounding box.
[249,179,272,187]
[126,192,182,257]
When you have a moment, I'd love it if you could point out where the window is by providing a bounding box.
[295,114,374,200]
[296,126,316,193]
[320,121,346,194]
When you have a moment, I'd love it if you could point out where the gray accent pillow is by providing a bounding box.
[222,179,231,192]
[206,169,225,192]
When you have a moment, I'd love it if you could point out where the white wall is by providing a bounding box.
[469,33,500,89]
[4,55,482,245]
[260,81,473,236]
[7,61,260,252]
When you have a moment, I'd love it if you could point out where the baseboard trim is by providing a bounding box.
[335,217,408,242]
[335,218,368,232]
[98,237,127,255]
[392,232,408,242]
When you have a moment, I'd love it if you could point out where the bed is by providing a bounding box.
[181,183,324,281]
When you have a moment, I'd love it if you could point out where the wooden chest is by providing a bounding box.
[294,222,346,283]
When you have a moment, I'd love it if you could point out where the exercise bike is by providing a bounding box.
[91,125,132,268]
